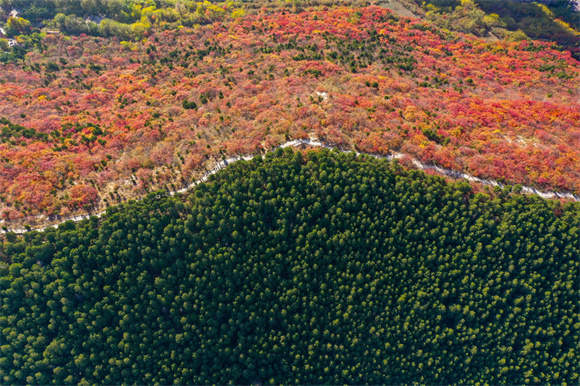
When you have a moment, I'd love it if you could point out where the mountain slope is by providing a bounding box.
[1,149,579,384]
[0,5,578,224]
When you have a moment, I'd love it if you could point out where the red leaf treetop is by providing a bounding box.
[0,6,578,219]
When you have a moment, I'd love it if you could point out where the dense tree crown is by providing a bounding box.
[1,149,578,384]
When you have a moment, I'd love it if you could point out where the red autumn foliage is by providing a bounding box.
[0,6,578,220]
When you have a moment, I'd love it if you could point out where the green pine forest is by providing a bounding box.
[1,149,579,384]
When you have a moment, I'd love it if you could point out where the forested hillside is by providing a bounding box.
[0,4,578,225]
[1,149,578,384]
[414,0,579,58]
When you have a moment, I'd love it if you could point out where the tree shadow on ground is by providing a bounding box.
[477,0,579,58]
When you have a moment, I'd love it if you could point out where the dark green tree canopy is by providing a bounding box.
[1,149,579,384]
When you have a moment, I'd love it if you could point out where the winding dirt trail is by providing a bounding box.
[2,138,578,234]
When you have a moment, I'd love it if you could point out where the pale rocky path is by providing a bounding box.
[376,0,421,18]
[1,138,577,235]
